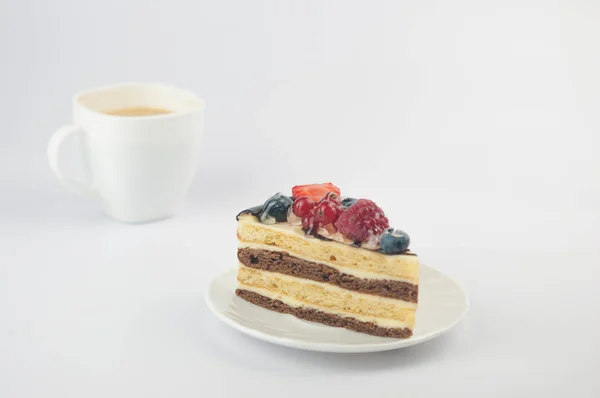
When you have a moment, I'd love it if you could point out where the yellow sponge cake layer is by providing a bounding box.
[238,265,416,329]
[237,215,419,284]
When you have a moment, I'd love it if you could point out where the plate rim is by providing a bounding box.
[205,264,469,353]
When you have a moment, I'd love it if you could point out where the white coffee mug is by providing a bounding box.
[48,82,205,223]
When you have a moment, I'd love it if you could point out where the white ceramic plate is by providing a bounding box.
[205,264,469,353]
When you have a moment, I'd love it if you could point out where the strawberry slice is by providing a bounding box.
[292,183,341,202]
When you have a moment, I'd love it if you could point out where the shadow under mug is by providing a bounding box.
[48,82,205,223]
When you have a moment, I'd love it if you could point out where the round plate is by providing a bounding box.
[205,264,469,353]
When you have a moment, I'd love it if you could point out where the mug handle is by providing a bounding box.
[48,124,96,197]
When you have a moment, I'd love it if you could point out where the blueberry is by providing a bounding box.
[340,197,358,208]
[380,228,410,254]
[259,193,293,224]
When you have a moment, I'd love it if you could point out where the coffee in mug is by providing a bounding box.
[104,106,174,117]
[48,83,205,223]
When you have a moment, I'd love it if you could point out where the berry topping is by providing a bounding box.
[313,200,341,225]
[334,199,389,243]
[292,196,315,218]
[380,228,410,254]
[292,182,341,203]
[259,193,293,225]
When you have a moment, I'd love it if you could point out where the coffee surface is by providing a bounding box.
[104,107,173,116]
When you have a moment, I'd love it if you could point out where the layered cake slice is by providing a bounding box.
[236,183,419,338]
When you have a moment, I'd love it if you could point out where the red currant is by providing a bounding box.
[313,200,341,225]
[302,214,319,234]
[292,196,315,218]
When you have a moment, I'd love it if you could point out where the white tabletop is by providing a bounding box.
[1,183,598,397]
[2,0,600,396]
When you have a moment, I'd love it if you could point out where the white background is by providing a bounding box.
[1,0,599,397]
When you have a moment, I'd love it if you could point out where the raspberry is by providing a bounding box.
[334,199,389,243]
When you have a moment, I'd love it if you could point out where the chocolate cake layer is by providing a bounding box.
[236,289,412,338]
[238,247,418,303]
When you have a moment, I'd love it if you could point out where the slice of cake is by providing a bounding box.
[235,183,419,338]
